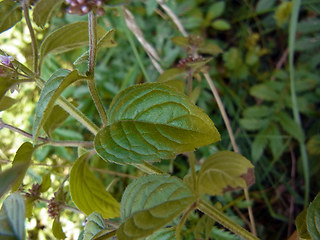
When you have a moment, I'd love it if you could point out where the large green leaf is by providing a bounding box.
[296,209,311,239]
[11,142,34,192]
[157,68,188,82]
[69,153,121,219]
[0,0,22,33]
[33,0,64,28]
[307,193,320,239]
[95,83,220,165]
[52,218,66,239]
[32,69,86,144]
[198,151,254,196]
[39,21,108,65]
[43,105,69,137]
[145,228,176,240]
[117,175,195,240]
[0,163,29,198]
[0,193,25,240]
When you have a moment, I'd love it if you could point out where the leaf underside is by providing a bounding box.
[117,175,195,240]
[69,153,120,219]
[198,151,254,196]
[95,82,220,165]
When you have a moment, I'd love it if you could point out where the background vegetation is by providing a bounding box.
[0,0,320,239]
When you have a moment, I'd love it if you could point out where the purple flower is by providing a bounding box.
[0,53,14,66]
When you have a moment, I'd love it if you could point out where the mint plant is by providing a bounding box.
[1,0,318,240]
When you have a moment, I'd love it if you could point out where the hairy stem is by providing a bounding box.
[176,202,196,240]
[22,0,38,74]
[197,199,260,240]
[88,11,108,126]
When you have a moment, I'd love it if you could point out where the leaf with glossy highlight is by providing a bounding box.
[198,151,254,196]
[0,0,22,33]
[33,0,64,28]
[39,21,108,65]
[117,175,195,240]
[307,193,320,239]
[33,69,86,144]
[0,193,25,240]
[11,142,34,192]
[70,153,121,219]
[95,83,220,165]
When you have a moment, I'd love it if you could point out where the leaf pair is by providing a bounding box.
[95,82,221,165]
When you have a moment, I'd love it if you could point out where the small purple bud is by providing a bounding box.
[96,0,103,6]
[77,0,85,4]
[97,8,105,16]
[0,54,13,66]
[70,0,78,7]
[81,5,89,13]
[65,0,71,4]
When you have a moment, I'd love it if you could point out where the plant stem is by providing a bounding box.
[0,120,93,147]
[197,199,260,240]
[188,152,197,194]
[22,0,38,74]
[288,0,309,207]
[14,61,99,134]
[119,7,151,82]
[88,11,108,126]
[176,202,196,240]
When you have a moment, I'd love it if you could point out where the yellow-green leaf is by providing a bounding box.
[0,193,25,240]
[52,218,66,239]
[11,142,34,192]
[0,96,18,111]
[95,83,220,165]
[157,68,188,82]
[0,0,22,33]
[198,151,254,196]
[33,69,86,144]
[70,153,120,219]
[33,0,64,28]
[40,173,51,193]
[39,21,108,65]
[117,175,195,240]
[296,209,311,240]
[43,105,69,137]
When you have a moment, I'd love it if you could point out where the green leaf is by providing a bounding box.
[83,212,107,240]
[256,0,276,12]
[274,1,293,27]
[145,227,176,240]
[243,106,272,118]
[52,218,66,239]
[39,21,108,65]
[0,193,25,240]
[194,215,214,240]
[307,135,320,155]
[43,105,69,137]
[95,83,220,165]
[0,96,18,111]
[307,193,320,239]
[33,69,86,144]
[117,175,195,240]
[73,29,117,66]
[295,35,320,52]
[70,153,121,219]
[297,18,320,34]
[171,36,189,48]
[250,84,279,101]
[198,43,223,55]
[212,19,231,31]
[239,118,269,131]
[0,77,20,100]
[198,151,254,196]
[0,0,22,33]
[251,129,268,161]
[0,163,29,198]
[33,0,64,28]
[40,173,51,193]
[207,1,225,20]
[157,68,188,82]
[11,142,34,192]
[275,112,304,142]
[296,208,311,239]
[146,0,158,16]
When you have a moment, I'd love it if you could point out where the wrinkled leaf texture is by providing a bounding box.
[198,151,254,196]
[33,0,64,28]
[117,175,195,240]
[95,82,220,165]
[70,153,120,219]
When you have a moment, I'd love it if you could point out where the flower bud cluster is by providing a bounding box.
[26,183,41,200]
[48,196,63,219]
[65,0,106,16]
[176,55,204,68]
